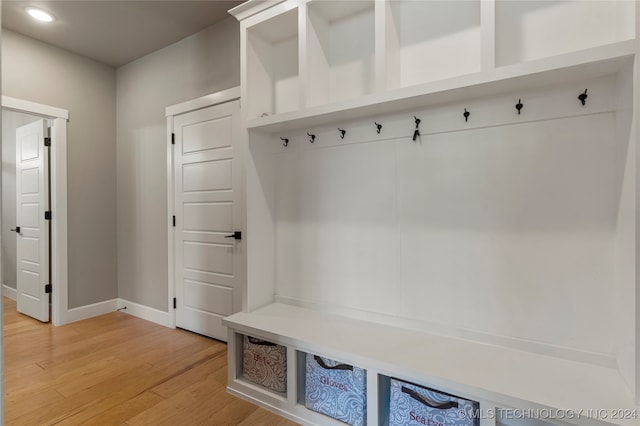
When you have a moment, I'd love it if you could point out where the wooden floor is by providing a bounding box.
[3,298,298,425]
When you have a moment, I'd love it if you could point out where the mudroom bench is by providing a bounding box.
[224,304,636,426]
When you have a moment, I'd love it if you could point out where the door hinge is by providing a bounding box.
[172,216,176,227]
[44,211,52,220]
[173,297,177,309]
[45,284,52,293]
[44,137,51,147]
[171,133,175,145]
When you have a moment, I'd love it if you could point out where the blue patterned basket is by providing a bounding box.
[304,353,367,426]
[389,378,479,426]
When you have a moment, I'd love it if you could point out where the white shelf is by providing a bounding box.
[224,303,637,426]
[495,0,635,67]
[305,0,375,107]
[246,7,300,118]
[246,39,635,133]
[385,0,482,89]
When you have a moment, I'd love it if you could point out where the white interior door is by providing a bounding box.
[15,119,50,322]
[173,100,242,341]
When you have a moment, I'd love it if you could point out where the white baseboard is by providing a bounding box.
[2,285,17,301]
[117,298,173,328]
[67,298,118,323]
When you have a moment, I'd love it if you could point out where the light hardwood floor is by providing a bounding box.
[3,297,298,425]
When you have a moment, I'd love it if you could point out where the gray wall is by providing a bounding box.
[116,17,240,311]
[1,110,41,290]
[2,30,118,308]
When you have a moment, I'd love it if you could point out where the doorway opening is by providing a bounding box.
[1,96,69,325]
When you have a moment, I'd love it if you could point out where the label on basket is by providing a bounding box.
[305,354,367,426]
[389,378,479,426]
[320,375,349,391]
[242,336,287,393]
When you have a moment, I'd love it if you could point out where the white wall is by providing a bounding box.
[271,74,628,360]
[2,30,117,309]
[1,110,41,291]
[116,17,240,311]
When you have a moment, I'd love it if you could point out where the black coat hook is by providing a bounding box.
[375,122,382,134]
[280,137,289,147]
[578,89,588,106]
[338,128,346,139]
[516,99,523,115]
[463,108,470,122]
[307,133,316,143]
[413,116,421,141]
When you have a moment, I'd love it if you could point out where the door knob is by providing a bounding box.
[224,231,242,240]
[10,226,20,233]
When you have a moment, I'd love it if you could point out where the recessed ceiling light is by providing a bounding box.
[26,7,55,23]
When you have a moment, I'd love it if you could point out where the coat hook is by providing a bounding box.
[516,99,523,115]
[280,137,289,147]
[307,133,316,143]
[414,116,421,128]
[375,122,382,134]
[463,108,470,122]
[338,128,346,139]
[578,89,588,106]
[413,116,421,141]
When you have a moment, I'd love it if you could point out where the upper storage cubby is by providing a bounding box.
[496,0,635,66]
[246,8,299,119]
[385,0,481,89]
[233,0,636,131]
[305,0,375,107]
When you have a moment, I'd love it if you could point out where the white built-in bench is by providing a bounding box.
[224,303,637,426]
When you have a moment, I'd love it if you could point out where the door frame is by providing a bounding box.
[2,96,69,326]
[165,86,244,328]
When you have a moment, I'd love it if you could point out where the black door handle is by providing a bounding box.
[10,226,20,233]
[224,231,242,240]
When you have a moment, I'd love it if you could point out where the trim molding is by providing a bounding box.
[227,0,286,22]
[2,96,69,120]
[2,285,17,301]
[66,299,118,323]
[165,87,240,117]
[117,299,173,328]
[51,118,69,326]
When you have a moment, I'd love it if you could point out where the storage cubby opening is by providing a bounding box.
[246,8,299,119]
[237,333,288,397]
[298,351,368,426]
[385,0,481,89]
[382,376,481,426]
[306,0,375,107]
[495,0,635,67]
[270,67,635,371]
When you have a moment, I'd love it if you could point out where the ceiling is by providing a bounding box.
[2,0,244,67]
